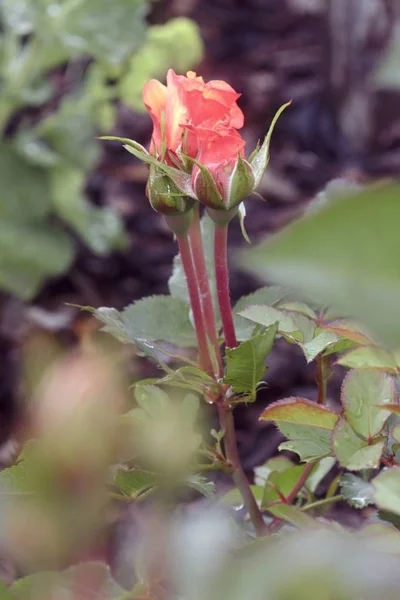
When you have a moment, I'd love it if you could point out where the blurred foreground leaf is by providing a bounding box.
[0,221,74,300]
[242,184,400,347]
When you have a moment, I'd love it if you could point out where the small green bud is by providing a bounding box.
[146,165,194,216]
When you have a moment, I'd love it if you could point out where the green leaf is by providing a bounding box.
[0,143,51,222]
[119,18,203,111]
[341,370,395,439]
[373,467,400,515]
[233,286,288,341]
[60,0,148,65]
[50,166,126,254]
[250,102,291,189]
[254,456,294,485]
[135,384,171,416]
[0,0,35,34]
[340,473,375,509]
[9,562,124,600]
[332,419,384,471]
[224,324,277,401]
[262,465,307,508]
[264,503,316,528]
[36,96,100,171]
[220,485,263,505]
[301,329,339,363]
[278,424,333,462]
[241,184,400,348]
[0,221,74,300]
[0,463,34,496]
[306,457,336,493]
[93,295,197,348]
[337,346,399,373]
[185,474,215,498]
[260,397,339,429]
[239,304,315,344]
[114,469,157,498]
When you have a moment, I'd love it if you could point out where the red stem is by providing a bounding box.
[214,224,237,348]
[177,235,214,377]
[285,462,314,504]
[189,209,223,378]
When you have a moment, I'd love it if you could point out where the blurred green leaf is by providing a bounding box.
[93,295,197,348]
[9,562,124,600]
[242,184,400,348]
[59,0,148,65]
[233,286,288,341]
[0,0,34,35]
[119,18,203,111]
[375,26,400,89]
[185,474,215,498]
[50,166,126,254]
[0,221,74,300]
[224,324,277,401]
[373,468,400,516]
[114,469,157,498]
[135,384,170,416]
[342,370,395,439]
[332,419,384,471]
[340,473,375,509]
[0,143,51,222]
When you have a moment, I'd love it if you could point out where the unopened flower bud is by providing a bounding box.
[147,165,194,216]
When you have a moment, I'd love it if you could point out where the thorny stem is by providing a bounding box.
[218,402,268,536]
[316,354,328,405]
[177,234,215,377]
[189,207,223,378]
[214,224,238,349]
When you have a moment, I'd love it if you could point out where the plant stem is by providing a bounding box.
[302,494,343,512]
[189,207,223,377]
[218,403,267,536]
[316,354,327,405]
[285,462,314,504]
[177,234,214,377]
[214,224,237,348]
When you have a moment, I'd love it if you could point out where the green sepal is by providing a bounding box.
[187,156,225,209]
[249,101,291,189]
[227,154,255,209]
[147,165,194,216]
[100,136,197,199]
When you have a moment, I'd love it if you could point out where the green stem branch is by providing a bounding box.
[218,403,267,536]
[302,495,343,512]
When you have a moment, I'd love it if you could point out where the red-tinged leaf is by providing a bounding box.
[322,321,372,345]
[341,370,396,439]
[259,397,339,430]
[336,346,399,374]
[376,403,400,415]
